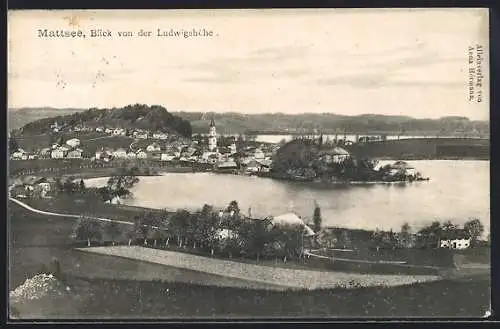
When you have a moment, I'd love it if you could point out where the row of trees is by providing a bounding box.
[369,218,486,250]
[73,201,316,261]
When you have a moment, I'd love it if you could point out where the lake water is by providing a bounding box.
[85,160,490,233]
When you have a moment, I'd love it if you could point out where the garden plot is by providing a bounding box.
[78,246,442,290]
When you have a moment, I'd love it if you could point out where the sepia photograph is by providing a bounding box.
[7,9,491,320]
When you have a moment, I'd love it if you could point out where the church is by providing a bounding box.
[201,117,220,164]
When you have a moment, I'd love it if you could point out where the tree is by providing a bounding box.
[339,230,351,249]
[9,136,19,154]
[227,200,240,217]
[168,209,191,247]
[105,220,122,246]
[442,220,459,238]
[463,218,485,245]
[79,179,86,193]
[382,229,398,250]
[74,217,103,246]
[312,202,322,234]
[371,228,384,251]
[397,222,414,249]
[317,229,337,249]
[418,221,442,248]
[63,176,77,194]
[239,218,271,261]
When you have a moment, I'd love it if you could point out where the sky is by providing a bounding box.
[8,9,490,120]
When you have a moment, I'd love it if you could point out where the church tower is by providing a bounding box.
[208,117,217,152]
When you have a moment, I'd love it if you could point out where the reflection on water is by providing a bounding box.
[85,160,490,233]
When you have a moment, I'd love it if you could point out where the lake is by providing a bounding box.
[85,160,490,233]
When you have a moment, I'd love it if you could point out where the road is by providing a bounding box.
[9,197,133,226]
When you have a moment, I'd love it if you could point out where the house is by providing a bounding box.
[112,148,128,159]
[136,133,149,139]
[229,142,237,154]
[105,128,113,134]
[136,150,148,159]
[95,151,103,160]
[127,152,137,159]
[245,160,261,173]
[256,159,272,172]
[28,154,38,160]
[440,238,471,250]
[51,143,60,150]
[95,127,104,133]
[153,132,169,140]
[66,138,81,148]
[39,147,52,158]
[11,151,24,160]
[146,143,161,152]
[51,149,66,159]
[271,213,316,237]
[160,153,175,162]
[67,149,83,159]
[217,160,238,170]
[37,182,51,192]
[252,148,266,160]
[113,128,126,136]
[58,145,71,152]
[318,147,351,164]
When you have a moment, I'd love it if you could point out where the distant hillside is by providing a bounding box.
[15,104,192,138]
[8,107,489,137]
[8,107,87,131]
[173,112,490,136]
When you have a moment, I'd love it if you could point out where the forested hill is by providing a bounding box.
[15,104,192,138]
[8,107,488,137]
[175,112,489,136]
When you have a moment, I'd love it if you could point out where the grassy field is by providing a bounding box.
[22,196,164,222]
[78,246,441,290]
[9,201,491,318]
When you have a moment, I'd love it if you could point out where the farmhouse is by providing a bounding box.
[317,146,351,164]
[11,150,25,160]
[51,148,66,159]
[113,148,128,159]
[440,238,471,250]
[113,128,126,136]
[160,153,176,162]
[136,150,148,159]
[39,147,52,158]
[217,160,238,170]
[271,213,316,237]
[153,132,169,140]
[127,151,137,159]
[67,149,83,159]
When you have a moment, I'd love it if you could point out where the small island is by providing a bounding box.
[266,136,429,183]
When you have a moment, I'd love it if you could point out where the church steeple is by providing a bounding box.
[208,116,217,152]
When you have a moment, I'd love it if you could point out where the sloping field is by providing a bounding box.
[78,246,441,290]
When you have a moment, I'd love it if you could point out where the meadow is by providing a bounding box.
[9,200,491,319]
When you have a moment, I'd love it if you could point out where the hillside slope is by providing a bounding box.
[15,104,192,138]
[175,112,489,136]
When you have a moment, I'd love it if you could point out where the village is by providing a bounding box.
[10,118,277,174]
